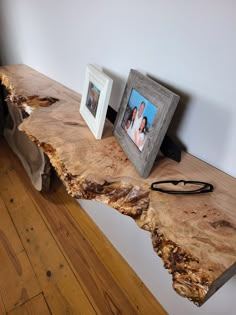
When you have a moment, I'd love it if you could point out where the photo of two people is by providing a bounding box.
[122,89,158,151]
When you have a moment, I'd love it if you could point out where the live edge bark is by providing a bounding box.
[1,65,236,307]
[25,135,211,306]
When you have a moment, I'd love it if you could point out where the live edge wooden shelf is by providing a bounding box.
[1,65,236,307]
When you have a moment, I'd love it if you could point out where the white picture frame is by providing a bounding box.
[80,65,113,139]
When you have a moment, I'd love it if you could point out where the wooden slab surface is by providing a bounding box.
[1,64,236,306]
[0,136,167,315]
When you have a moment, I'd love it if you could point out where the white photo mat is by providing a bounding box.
[80,65,113,139]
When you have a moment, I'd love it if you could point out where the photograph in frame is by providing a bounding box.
[85,82,101,117]
[80,65,113,139]
[113,69,180,178]
[121,88,158,152]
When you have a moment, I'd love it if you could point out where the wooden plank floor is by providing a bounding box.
[0,136,166,315]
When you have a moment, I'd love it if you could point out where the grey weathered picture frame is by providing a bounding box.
[113,69,180,178]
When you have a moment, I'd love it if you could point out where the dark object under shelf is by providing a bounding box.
[0,83,9,135]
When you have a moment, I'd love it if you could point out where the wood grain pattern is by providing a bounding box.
[0,160,96,314]
[1,64,236,306]
[55,181,167,315]
[8,294,51,315]
[0,137,166,315]
[0,197,41,312]
[0,250,40,312]
[5,159,153,315]
[34,192,141,315]
[0,294,5,315]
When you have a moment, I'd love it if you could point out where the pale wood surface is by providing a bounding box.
[1,64,236,305]
[0,136,166,315]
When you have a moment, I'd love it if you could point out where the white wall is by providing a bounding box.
[0,0,235,177]
[1,1,236,314]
